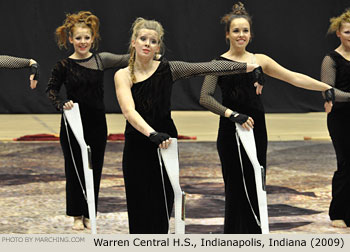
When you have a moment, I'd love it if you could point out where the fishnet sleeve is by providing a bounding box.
[99,52,129,70]
[0,55,30,69]
[199,75,227,116]
[46,62,66,111]
[321,55,350,102]
[169,60,246,82]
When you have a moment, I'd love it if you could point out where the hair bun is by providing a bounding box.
[232,2,248,16]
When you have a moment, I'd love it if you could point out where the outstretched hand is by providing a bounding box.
[29,61,40,89]
[324,101,333,114]
[254,82,263,95]
[29,74,38,89]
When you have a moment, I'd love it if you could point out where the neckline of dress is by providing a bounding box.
[333,50,350,62]
[68,54,94,62]
[219,53,255,64]
[133,60,162,85]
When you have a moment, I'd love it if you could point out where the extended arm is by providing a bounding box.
[0,55,39,89]
[0,55,31,68]
[257,54,331,91]
[321,55,350,102]
[169,60,258,82]
[99,53,129,70]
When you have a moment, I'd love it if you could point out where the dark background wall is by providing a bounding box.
[0,0,348,114]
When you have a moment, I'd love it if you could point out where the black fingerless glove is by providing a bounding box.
[252,66,265,86]
[324,88,335,103]
[30,63,40,81]
[229,111,249,125]
[149,132,171,146]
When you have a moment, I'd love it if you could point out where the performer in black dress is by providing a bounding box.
[46,11,128,231]
[322,9,350,228]
[199,2,334,234]
[114,17,263,234]
[0,55,39,89]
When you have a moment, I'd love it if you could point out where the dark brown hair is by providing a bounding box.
[221,2,253,37]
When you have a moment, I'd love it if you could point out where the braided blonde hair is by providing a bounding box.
[55,11,100,49]
[128,17,165,83]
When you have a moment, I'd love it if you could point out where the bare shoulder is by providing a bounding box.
[255,53,272,62]
[114,67,132,87]
[115,67,130,80]
[255,54,276,70]
[115,66,129,76]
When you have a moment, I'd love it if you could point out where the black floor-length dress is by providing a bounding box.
[122,58,248,233]
[200,56,267,233]
[47,53,128,217]
[321,51,350,226]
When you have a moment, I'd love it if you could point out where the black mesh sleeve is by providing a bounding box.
[99,52,129,70]
[46,62,67,111]
[199,75,227,116]
[321,55,350,102]
[0,55,30,69]
[169,60,247,82]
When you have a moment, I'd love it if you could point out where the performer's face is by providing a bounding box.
[226,18,251,49]
[69,26,94,58]
[337,22,350,49]
[132,28,160,59]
